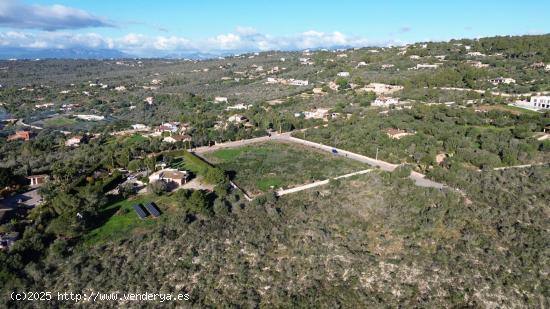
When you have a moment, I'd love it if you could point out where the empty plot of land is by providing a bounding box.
[203,141,366,195]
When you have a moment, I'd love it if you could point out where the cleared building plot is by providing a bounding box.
[202,141,366,195]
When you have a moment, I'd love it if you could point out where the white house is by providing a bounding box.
[359,83,404,95]
[372,97,399,107]
[228,114,248,123]
[288,79,309,86]
[65,136,83,147]
[214,96,228,103]
[467,52,486,57]
[529,96,550,109]
[303,108,330,120]
[467,60,489,68]
[356,61,368,67]
[337,71,350,77]
[144,97,154,105]
[226,103,252,111]
[489,77,516,85]
[114,86,126,92]
[132,124,150,131]
[414,63,439,69]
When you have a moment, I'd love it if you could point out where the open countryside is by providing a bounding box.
[0,1,549,307]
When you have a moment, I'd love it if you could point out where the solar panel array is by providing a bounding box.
[144,202,161,217]
[133,204,148,219]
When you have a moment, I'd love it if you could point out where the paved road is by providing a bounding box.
[426,86,550,98]
[192,135,276,154]
[492,163,549,171]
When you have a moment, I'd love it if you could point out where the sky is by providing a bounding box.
[0,0,549,57]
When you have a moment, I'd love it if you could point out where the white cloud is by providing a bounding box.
[0,0,113,31]
[0,27,399,57]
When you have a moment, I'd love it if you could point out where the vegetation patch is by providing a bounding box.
[43,117,78,127]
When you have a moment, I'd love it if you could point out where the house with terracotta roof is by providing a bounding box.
[7,131,31,142]
[148,169,190,187]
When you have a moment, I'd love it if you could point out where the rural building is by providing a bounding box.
[530,96,550,109]
[148,168,190,186]
[228,114,248,123]
[288,79,309,86]
[414,63,439,70]
[359,83,404,95]
[132,124,150,131]
[489,77,516,85]
[337,71,350,77]
[65,136,83,147]
[303,108,330,120]
[157,122,180,133]
[384,128,414,139]
[7,131,32,142]
[163,134,192,143]
[467,52,486,57]
[27,174,49,186]
[226,103,252,110]
[467,60,489,68]
[372,97,399,107]
[214,97,228,103]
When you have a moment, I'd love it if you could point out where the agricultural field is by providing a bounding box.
[203,141,366,194]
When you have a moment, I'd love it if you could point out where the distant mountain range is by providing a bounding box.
[0,47,133,60]
[0,45,355,60]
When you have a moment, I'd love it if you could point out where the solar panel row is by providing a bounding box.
[133,204,148,219]
[144,202,161,217]
[132,202,162,219]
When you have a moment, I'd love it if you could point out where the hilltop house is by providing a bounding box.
[7,131,32,142]
[214,97,228,103]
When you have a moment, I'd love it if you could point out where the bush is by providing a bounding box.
[148,180,168,195]
[393,165,412,178]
